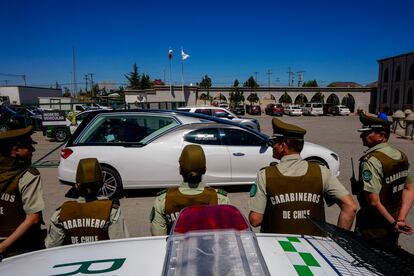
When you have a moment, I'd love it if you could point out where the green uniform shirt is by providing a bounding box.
[360,143,414,194]
[249,154,350,214]
[44,197,129,248]
[0,170,45,240]
[150,182,230,236]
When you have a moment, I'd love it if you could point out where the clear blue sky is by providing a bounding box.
[1,0,413,89]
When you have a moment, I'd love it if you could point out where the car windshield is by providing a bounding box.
[76,114,179,144]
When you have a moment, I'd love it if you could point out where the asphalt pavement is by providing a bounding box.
[31,113,414,253]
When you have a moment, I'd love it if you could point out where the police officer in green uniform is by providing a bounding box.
[249,118,357,236]
[354,114,414,244]
[45,158,128,247]
[151,145,230,235]
[0,126,45,258]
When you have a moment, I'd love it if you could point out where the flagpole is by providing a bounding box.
[181,56,184,95]
[169,57,172,104]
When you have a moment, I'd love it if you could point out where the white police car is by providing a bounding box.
[2,205,411,275]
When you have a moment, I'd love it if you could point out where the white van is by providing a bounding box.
[302,102,323,116]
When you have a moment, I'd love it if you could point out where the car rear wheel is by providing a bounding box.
[54,128,70,142]
[100,165,123,199]
[305,157,329,168]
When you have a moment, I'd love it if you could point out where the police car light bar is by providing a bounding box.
[172,205,250,234]
[163,205,270,276]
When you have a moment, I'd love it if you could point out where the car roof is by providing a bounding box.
[66,109,262,146]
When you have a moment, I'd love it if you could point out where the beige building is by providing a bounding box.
[125,86,371,113]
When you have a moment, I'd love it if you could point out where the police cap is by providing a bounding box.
[358,114,391,132]
[179,145,206,173]
[271,118,306,139]
[0,126,37,151]
[76,158,104,184]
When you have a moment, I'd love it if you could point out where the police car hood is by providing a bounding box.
[0,233,378,275]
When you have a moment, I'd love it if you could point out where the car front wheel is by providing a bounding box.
[54,129,70,142]
[100,166,123,199]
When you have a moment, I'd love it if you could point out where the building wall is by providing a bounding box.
[0,87,20,104]
[0,86,62,105]
[125,86,371,113]
[377,52,414,113]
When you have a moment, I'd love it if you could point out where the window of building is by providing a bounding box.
[383,68,389,83]
[395,66,401,82]
[407,88,413,104]
[382,89,388,104]
[393,89,400,104]
[409,64,414,80]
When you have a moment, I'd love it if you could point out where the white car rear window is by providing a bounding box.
[77,115,179,144]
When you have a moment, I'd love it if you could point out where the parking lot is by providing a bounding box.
[32,114,414,253]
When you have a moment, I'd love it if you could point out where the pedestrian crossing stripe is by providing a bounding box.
[278,237,323,276]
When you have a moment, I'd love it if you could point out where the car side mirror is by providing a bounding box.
[227,115,235,119]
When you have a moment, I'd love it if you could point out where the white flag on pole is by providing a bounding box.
[181,48,190,61]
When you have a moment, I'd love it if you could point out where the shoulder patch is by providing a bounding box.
[216,188,228,196]
[157,189,167,196]
[362,170,372,182]
[26,167,40,176]
[250,184,257,197]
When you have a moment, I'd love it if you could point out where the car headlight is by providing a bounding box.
[330,153,338,161]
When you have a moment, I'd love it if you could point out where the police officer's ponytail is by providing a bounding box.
[179,145,206,187]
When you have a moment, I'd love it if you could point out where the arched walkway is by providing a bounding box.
[311,92,324,103]
[294,94,308,105]
[326,93,340,105]
[279,92,292,104]
[262,93,276,107]
[212,93,228,105]
[341,93,355,112]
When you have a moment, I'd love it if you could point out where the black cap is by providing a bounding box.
[358,114,391,132]
[271,118,306,139]
[0,126,37,151]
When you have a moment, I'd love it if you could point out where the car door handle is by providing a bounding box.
[233,152,245,157]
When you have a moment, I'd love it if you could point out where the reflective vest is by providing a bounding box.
[261,162,326,236]
[356,150,409,233]
[0,167,44,254]
[164,187,218,233]
[59,199,113,245]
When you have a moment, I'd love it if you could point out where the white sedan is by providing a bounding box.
[284,105,303,116]
[58,110,340,198]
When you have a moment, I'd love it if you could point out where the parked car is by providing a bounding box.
[229,105,245,116]
[245,104,262,115]
[177,106,260,130]
[284,105,303,116]
[58,110,340,198]
[265,103,284,116]
[323,103,336,115]
[43,110,96,142]
[0,105,29,131]
[302,102,324,116]
[334,105,351,116]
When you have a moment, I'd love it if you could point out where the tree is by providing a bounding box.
[125,63,141,89]
[302,80,318,87]
[199,75,212,103]
[247,93,259,104]
[91,84,100,97]
[199,93,212,105]
[243,76,259,88]
[311,91,324,102]
[279,92,292,104]
[141,74,153,89]
[63,87,71,97]
[229,79,244,106]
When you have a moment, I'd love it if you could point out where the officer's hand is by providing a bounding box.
[395,221,414,235]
